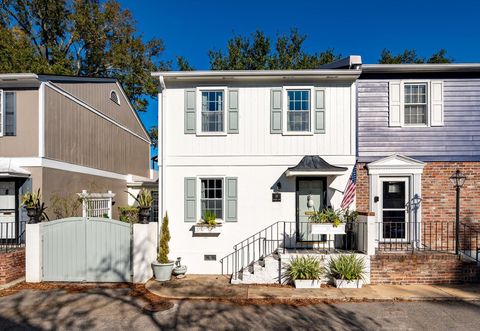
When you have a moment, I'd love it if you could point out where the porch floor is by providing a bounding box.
[145,275,480,301]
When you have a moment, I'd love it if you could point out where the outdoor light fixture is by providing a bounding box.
[450,169,467,255]
[449,169,466,188]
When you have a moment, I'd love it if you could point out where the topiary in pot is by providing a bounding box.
[152,212,174,281]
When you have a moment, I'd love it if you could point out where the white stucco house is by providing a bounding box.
[152,57,363,275]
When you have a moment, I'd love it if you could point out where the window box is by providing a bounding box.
[194,223,223,234]
[310,223,346,235]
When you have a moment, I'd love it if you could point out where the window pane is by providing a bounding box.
[201,91,224,132]
[382,181,406,209]
[287,90,310,131]
[404,84,427,125]
[200,179,223,219]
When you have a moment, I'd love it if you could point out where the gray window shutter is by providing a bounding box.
[227,89,239,133]
[4,92,16,136]
[314,89,325,133]
[184,177,196,222]
[225,177,238,222]
[184,89,196,134]
[270,89,282,133]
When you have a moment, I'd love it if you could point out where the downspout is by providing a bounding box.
[159,75,166,230]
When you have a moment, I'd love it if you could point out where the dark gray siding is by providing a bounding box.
[357,79,480,162]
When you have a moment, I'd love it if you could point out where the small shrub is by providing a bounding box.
[328,254,365,281]
[309,209,343,227]
[50,193,82,220]
[201,210,217,227]
[20,189,49,222]
[285,255,324,281]
[158,213,171,264]
[118,206,139,223]
[127,188,153,208]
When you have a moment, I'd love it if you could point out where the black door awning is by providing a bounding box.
[286,155,348,176]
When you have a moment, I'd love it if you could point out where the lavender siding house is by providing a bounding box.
[355,64,480,254]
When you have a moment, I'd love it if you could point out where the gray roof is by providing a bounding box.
[287,156,348,172]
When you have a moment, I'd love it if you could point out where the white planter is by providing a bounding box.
[294,279,321,289]
[311,223,346,235]
[334,279,363,288]
[194,224,222,234]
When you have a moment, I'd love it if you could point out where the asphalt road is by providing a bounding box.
[0,288,479,330]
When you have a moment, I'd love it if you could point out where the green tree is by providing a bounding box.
[379,48,453,64]
[149,126,158,149]
[208,29,341,70]
[158,212,171,263]
[0,0,169,111]
[176,56,194,71]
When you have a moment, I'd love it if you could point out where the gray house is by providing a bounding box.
[354,63,480,253]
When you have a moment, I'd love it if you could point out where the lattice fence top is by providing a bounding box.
[77,190,116,219]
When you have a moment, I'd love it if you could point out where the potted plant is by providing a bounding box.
[127,188,153,224]
[285,255,324,288]
[309,209,346,235]
[328,254,366,288]
[343,209,359,250]
[194,211,222,234]
[21,189,49,223]
[152,213,174,281]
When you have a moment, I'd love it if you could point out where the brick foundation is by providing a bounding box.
[0,248,25,284]
[370,253,480,284]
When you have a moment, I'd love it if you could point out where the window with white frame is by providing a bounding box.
[201,91,224,132]
[287,90,310,132]
[404,83,427,125]
[201,178,223,219]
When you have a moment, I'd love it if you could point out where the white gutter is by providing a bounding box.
[0,73,38,81]
[159,75,166,225]
[363,63,480,73]
[151,69,361,79]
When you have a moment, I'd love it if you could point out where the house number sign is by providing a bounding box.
[272,192,281,202]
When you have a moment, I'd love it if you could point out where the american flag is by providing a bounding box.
[340,164,357,210]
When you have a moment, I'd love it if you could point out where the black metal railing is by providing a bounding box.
[459,222,480,262]
[0,221,27,253]
[220,221,365,280]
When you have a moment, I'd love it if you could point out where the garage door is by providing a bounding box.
[42,217,131,282]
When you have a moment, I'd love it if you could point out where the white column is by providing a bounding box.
[25,224,42,283]
[132,222,158,283]
[366,214,378,256]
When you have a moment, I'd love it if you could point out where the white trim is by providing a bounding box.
[38,83,45,157]
[282,86,315,135]
[196,176,225,222]
[114,81,151,141]
[4,157,129,181]
[196,87,228,136]
[285,170,346,177]
[0,89,3,137]
[45,82,150,143]
[367,154,425,175]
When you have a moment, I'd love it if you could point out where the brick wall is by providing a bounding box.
[370,253,480,284]
[0,248,25,284]
[356,162,369,213]
[422,162,480,226]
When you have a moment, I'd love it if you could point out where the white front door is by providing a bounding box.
[379,177,409,242]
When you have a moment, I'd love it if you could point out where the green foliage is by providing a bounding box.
[50,192,82,220]
[202,210,217,226]
[176,56,194,71]
[118,206,139,223]
[342,208,359,224]
[285,255,324,281]
[328,254,366,281]
[21,189,41,208]
[148,126,158,149]
[0,0,169,111]
[208,29,341,70]
[309,209,343,227]
[158,212,171,264]
[379,48,453,64]
[127,188,153,208]
[20,188,49,221]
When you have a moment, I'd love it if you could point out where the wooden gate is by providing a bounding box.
[42,217,131,282]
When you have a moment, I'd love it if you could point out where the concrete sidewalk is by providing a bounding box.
[146,275,480,302]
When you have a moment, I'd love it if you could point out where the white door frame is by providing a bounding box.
[378,177,410,242]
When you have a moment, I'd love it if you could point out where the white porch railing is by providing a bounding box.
[77,190,115,218]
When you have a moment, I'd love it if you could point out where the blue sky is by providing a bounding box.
[128,0,480,152]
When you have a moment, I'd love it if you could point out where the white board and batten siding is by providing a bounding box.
[160,82,357,274]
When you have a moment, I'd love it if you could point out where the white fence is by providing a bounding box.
[78,190,115,218]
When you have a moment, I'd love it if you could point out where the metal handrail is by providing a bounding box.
[459,221,480,262]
